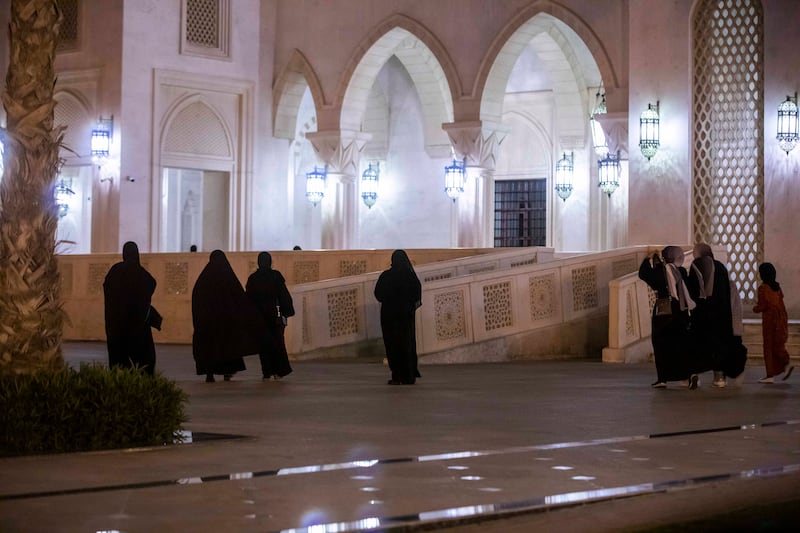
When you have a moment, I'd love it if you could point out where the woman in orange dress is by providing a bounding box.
[752,263,793,383]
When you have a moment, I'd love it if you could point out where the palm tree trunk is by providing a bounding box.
[0,0,64,375]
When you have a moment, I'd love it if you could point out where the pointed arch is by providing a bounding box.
[475,0,618,125]
[335,14,460,154]
[54,89,93,158]
[160,95,233,159]
[273,49,326,140]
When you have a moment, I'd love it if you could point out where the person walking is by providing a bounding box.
[374,250,422,385]
[191,250,263,382]
[752,262,793,383]
[687,243,746,387]
[103,241,158,375]
[246,251,294,381]
[638,246,700,389]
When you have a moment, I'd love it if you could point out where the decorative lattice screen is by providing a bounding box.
[56,0,79,51]
[692,0,764,302]
[186,0,220,48]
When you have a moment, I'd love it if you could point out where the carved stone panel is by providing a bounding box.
[571,266,598,312]
[294,261,320,284]
[165,262,189,295]
[529,273,557,322]
[625,287,637,338]
[434,290,466,341]
[612,256,638,279]
[483,281,512,331]
[327,288,359,338]
[88,263,112,296]
[339,260,367,277]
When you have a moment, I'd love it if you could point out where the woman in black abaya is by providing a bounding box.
[246,251,294,380]
[638,246,700,389]
[192,250,263,382]
[374,250,422,385]
[103,241,157,375]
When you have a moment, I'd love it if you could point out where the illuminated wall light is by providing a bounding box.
[777,92,798,154]
[305,166,326,206]
[590,117,608,158]
[554,151,574,201]
[91,115,114,161]
[54,176,75,218]
[598,150,621,197]
[361,162,379,208]
[639,101,660,160]
[443,158,466,201]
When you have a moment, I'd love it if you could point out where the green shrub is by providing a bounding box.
[0,364,188,456]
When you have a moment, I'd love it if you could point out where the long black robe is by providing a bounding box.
[103,241,157,374]
[191,250,263,376]
[638,256,698,382]
[374,250,422,384]
[245,252,294,378]
[687,258,746,378]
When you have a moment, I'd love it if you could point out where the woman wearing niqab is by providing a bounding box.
[374,250,422,385]
[192,250,263,382]
[687,243,746,386]
[638,246,699,388]
[103,241,157,374]
[246,251,294,380]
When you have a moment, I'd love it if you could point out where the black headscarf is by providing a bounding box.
[375,249,422,317]
[103,241,156,338]
[758,262,781,292]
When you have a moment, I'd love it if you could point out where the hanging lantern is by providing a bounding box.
[554,151,574,201]
[777,92,798,154]
[361,162,379,208]
[54,176,75,218]
[594,87,607,116]
[91,115,113,160]
[639,101,660,160]
[598,150,621,197]
[305,166,326,206]
[443,158,466,201]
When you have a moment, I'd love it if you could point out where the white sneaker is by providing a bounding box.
[688,375,699,390]
[758,376,774,384]
[712,379,727,388]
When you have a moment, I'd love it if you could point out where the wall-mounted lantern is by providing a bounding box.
[639,101,660,160]
[598,150,621,197]
[444,158,466,201]
[91,115,113,160]
[554,151,574,201]
[777,92,798,155]
[54,176,75,218]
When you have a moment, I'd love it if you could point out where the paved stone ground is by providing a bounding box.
[0,342,799,532]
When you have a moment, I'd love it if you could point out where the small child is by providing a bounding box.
[752,263,793,383]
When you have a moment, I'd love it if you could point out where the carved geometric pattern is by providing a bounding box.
[692,0,763,302]
[165,102,231,157]
[339,260,367,277]
[56,0,79,51]
[510,257,537,268]
[625,287,636,338]
[434,290,466,341]
[571,266,598,312]
[60,263,73,297]
[468,264,496,274]
[423,272,453,283]
[529,273,556,321]
[186,0,219,48]
[294,261,320,284]
[54,94,89,155]
[482,281,513,331]
[88,263,112,296]
[164,262,189,295]
[327,289,358,338]
[612,257,638,279]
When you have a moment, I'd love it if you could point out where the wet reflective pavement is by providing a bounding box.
[1,342,799,532]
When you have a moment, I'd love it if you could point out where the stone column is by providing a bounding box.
[306,130,370,249]
[442,121,507,248]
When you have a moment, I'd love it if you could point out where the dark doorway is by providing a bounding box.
[494,179,546,247]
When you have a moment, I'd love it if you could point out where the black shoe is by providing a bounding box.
[387,379,402,385]
[782,365,795,381]
[205,374,215,383]
[651,381,667,389]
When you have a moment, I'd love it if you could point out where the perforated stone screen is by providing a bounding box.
[186,0,219,48]
[692,0,764,302]
[56,0,79,51]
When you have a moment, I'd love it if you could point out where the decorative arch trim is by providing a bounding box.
[272,49,326,140]
[160,94,234,160]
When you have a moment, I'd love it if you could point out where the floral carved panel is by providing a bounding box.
[529,273,556,322]
[483,281,512,331]
[571,266,598,312]
[327,288,359,338]
[434,290,466,341]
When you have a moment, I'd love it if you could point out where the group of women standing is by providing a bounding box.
[103,243,294,382]
[639,243,792,389]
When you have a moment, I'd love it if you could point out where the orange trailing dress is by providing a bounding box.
[752,284,790,377]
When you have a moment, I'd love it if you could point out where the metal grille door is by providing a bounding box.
[494,179,546,247]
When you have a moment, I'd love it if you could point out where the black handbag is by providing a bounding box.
[655,297,672,316]
[146,306,163,330]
